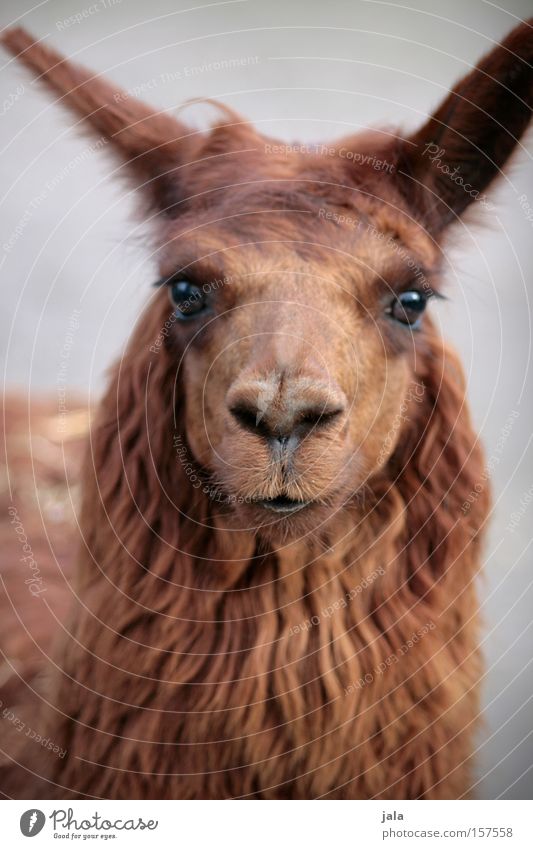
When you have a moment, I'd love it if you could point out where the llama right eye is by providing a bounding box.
[168,280,207,319]
[388,290,428,327]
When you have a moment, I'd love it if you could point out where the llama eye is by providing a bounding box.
[389,290,428,327]
[168,280,207,319]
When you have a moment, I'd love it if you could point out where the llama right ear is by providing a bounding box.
[1,28,194,216]
[396,19,533,231]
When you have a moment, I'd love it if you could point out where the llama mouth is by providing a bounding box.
[257,496,312,514]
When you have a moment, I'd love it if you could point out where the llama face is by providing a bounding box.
[2,24,531,543]
[153,163,437,538]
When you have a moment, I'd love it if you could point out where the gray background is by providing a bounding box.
[1,0,532,799]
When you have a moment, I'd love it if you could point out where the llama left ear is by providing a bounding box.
[1,28,195,216]
[397,19,533,230]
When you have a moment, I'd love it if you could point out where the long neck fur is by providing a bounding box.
[13,304,487,801]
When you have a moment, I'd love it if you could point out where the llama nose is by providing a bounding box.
[227,376,346,444]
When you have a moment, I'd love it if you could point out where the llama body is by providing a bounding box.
[1,21,531,799]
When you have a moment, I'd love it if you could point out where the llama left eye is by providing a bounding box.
[389,290,428,327]
[168,280,207,318]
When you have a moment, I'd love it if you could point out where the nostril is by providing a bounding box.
[229,403,268,436]
[229,400,345,439]
[297,406,344,431]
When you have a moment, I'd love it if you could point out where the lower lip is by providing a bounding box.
[257,499,312,514]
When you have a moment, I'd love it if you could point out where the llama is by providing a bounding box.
[1,22,531,800]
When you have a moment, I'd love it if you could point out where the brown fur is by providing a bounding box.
[1,21,532,799]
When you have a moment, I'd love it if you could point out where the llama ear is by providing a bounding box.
[397,19,533,230]
[1,28,194,216]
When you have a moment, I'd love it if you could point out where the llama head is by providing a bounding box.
[3,24,531,546]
